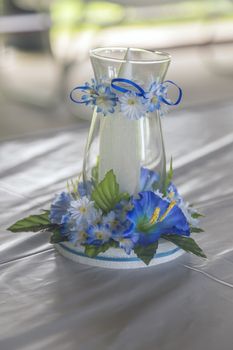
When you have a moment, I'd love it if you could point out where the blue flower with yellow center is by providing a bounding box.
[86,224,111,246]
[126,191,190,246]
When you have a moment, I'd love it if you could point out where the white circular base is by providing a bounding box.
[54,239,184,269]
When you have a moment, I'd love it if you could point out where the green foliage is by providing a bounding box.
[134,241,158,265]
[162,234,206,258]
[84,240,118,258]
[190,227,204,233]
[66,177,80,198]
[191,212,205,219]
[50,227,64,244]
[7,212,51,233]
[163,157,173,195]
[91,156,99,185]
[91,170,130,213]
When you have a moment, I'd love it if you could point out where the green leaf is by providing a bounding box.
[7,212,51,233]
[84,242,110,258]
[91,156,99,185]
[84,240,119,258]
[162,234,207,258]
[134,241,158,265]
[190,227,204,233]
[50,227,64,244]
[191,212,205,219]
[163,157,173,195]
[91,169,130,213]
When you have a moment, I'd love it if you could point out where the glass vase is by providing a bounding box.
[83,47,170,195]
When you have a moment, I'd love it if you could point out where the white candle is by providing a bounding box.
[98,49,141,194]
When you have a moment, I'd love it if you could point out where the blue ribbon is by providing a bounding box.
[111,78,145,96]
[70,85,93,104]
[111,78,182,106]
[161,80,183,106]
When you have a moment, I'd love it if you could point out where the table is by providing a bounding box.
[1,102,233,350]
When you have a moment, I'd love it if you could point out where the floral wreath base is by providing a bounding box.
[8,160,206,269]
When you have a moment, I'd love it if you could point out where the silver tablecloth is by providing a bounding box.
[1,103,233,350]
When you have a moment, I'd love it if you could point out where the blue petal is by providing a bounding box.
[140,167,160,191]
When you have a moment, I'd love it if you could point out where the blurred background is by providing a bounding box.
[0,0,233,139]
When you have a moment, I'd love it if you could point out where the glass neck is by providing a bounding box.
[90,48,171,86]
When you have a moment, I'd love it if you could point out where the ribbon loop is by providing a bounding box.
[111,78,146,96]
[70,85,93,104]
[161,80,183,106]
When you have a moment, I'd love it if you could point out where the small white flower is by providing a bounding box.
[179,200,199,227]
[119,92,147,120]
[69,196,101,226]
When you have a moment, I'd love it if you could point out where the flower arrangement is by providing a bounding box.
[7,74,206,266]
[70,78,182,118]
[7,161,206,265]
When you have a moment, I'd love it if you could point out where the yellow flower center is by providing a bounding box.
[127,98,135,105]
[80,231,87,240]
[159,201,176,222]
[168,191,175,199]
[96,231,104,240]
[150,207,160,225]
[149,201,176,225]
[111,220,118,229]
[79,206,87,214]
[151,96,158,104]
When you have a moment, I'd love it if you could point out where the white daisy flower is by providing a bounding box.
[69,196,101,226]
[119,92,147,120]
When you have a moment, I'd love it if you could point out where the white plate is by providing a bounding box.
[54,239,184,269]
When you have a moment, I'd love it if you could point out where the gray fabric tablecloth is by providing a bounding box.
[1,102,233,350]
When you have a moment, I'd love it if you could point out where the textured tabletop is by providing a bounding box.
[1,103,233,350]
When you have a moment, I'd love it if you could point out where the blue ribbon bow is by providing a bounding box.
[111,78,182,106]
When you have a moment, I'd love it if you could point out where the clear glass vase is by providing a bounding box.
[83,47,171,195]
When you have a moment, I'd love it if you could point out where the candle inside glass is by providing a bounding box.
[98,49,141,194]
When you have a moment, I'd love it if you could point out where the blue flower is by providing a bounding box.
[178,200,200,228]
[86,224,111,246]
[126,191,190,246]
[115,199,134,222]
[145,81,169,116]
[61,214,88,245]
[95,85,117,116]
[119,91,147,120]
[167,182,182,203]
[140,167,160,191]
[49,192,72,225]
[68,196,101,227]
[77,181,92,197]
[102,211,123,233]
[112,231,139,254]
[166,182,200,227]
[80,80,117,116]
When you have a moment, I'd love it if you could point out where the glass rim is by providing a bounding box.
[90,47,171,64]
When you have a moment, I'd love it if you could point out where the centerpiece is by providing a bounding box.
[8,47,206,269]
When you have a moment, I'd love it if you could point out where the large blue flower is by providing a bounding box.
[49,192,72,225]
[126,191,190,246]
